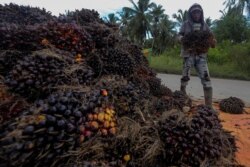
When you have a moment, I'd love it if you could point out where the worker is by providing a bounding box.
[177,3,216,107]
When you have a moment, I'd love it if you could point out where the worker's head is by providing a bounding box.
[189,4,203,23]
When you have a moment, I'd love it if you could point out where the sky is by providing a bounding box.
[0,0,226,20]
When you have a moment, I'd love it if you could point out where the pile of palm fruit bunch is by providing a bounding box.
[0,22,94,55]
[182,30,214,54]
[0,3,55,25]
[0,3,241,167]
[219,97,245,114]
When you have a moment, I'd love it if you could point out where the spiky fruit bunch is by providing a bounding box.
[0,89,117,167]
[4,51,71,99]
[0,22,94,55]
[113,81,150,119]
[158,105,237,167]
[84,22,118,49]
[153,91,191,115]
[0,50,25,76]
[172,90,192,110]
[219,97,245,114]
[63,62,95,85]
[0,3,55,25]
[90,48,135,77]
[118,40,148,66]
[58,8,103,25]
[182,31,214,54]
[145,77,162,96]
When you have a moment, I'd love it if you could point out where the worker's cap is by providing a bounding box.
[190,6,202,13]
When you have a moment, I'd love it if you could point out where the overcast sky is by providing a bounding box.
[0,0,226,20]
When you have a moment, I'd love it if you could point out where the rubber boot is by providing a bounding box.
[180,85,186,95]
[203,87,213,107]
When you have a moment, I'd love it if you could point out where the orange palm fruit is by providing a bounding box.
[109,127,116,135]
[93,114,98,120]
[105,108,112,115]
[104,114,111,121]
[123,154,131,162]
[103,121,110,128]
[101,89,108,96]
[110,109,115,115]
[87,114,93,121]
[110,122,116,128]
[97,112,105,122]
[79,135,85,143]
[90,121,99,129]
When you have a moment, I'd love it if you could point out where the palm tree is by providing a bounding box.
[224,0,250,17]
[205,17,213,28]
[122,0,156,45]
[150,4,165,38]
[172,9,188,27]
[117,8,133,38]
[103,13,119,24]
[152,15,176,54]
[150,4,165,23]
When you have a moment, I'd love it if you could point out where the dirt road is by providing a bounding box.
[157,73,250,106]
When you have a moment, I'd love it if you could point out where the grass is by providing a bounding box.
[148,48,250,81]
[148,55,182,74]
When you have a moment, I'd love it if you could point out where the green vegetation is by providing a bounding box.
[148,41,250,80]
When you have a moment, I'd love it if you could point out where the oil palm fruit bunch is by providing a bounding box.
[0,50,25,76]
[219,97,245,114]
[0,89,117,167]
[64,62,95,85]
[0,3,55,25]
[145,77,162,96]
[58,8,103,25]
[84,22,117,49]
[107,48,136,77]
[158,105,237,167]
[172,90,192,110]
[0,22,94,55]
[182,31,213,54]
[4,52,72,100]
[154,85,173,98]
[154,96,175,113]
[118,40,148,66]
[153,91,191,116]
[113,81,150,118]
[87,48,136,77]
